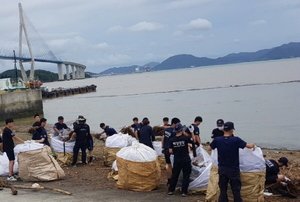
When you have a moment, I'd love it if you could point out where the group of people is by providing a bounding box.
[116,116,290,200]
[0,114,291,199]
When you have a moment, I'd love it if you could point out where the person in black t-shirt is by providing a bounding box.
[185,116,202,146]
[139,118,155,149]
[168,123,196,197]
[32,118,50,147]
[265,157,289,185]
[2,118,25,181]
[209,121,255,202]
[53,116,70,137]
[129,117,139,129]
[211,119,225,139]
[161,117,181,185]
[32,114,40,129]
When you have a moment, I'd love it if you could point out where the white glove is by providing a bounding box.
[188,125,194,133]
[25,140,31,144]
[285,176,291,182]
[31,140,36,143]
[253,145,257,151]
[281,182,287,186]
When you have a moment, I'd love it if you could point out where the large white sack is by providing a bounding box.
[106,133,134,148]
[116,141,157,162]
[153,141,164,157]
[14,142,44,155]
[0,152,18,176]
[51,137,75,152]
[171,145,212,191]
[211,147,265,172]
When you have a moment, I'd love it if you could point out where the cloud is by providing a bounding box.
[179,18,212,31]
[128,22,164,32]
[172,31,184,37]
[106,26,124,33]
[188,34,204,41]
[250,20,267,26]
[233,39,241,43]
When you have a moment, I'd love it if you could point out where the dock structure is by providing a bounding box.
[41,84,97,99]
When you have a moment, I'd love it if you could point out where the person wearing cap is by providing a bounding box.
[2,118,25,181]
[208,121,255,202]
[32,118,50,147]
[185,116,202,146]
[53,116,70,137]
[71,116,91,167]
[211,119,225,139]
[139,117,155,149]
[168,123,196,197]
[99,123,117,138]
[265,157,290,185]
[162,117,181,185]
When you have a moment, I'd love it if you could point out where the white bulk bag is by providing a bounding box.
[116,141,157,162]
[0,152,18,176]
[106,133,133,148]
[14,142,44,155]
[51,136,75,152]
[153,141,164,157]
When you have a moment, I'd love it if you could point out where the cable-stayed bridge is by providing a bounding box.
[0,3,86,82]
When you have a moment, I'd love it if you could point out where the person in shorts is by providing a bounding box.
[2,118,25,181]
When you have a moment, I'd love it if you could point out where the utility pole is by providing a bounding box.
[13,50,18,85]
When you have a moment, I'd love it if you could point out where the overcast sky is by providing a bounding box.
[0,0,300,73]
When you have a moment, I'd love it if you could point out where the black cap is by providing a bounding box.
[40,118,47,123]
[224,122,235,131]
[174,123,183,133]
[278,157,288,167]
[216,119,224,127]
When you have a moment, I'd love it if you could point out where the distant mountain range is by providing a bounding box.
[95,42,300,75]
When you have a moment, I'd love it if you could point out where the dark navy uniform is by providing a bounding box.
[139,125,155,149]
[185,123,200,146]
[72,123,90,165]
[134,123,143,138]
[2,127,15,161]
[163,127,176,164]
[168,135,195,195]
[210,136,246,202]
[265,159,280,184]
[104,126,117,136]
[211,128,224,139]
[32,127,50,147]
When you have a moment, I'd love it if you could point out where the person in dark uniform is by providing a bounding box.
[162,117,171,128]
[211,119,225,139]
[134,120,143,140]
[130,117,139,129]
[53,116,70,137]
[168,123,196,197]
[32,118,50,147]
[265,157,289,185]
[2,118,25,181]
[161,117,181,185]
[32,114,40,129]
[71,117,90,167]
[208,121,255,202]
[99,123,117,138]
[139,117,155,149]
[185,116,202,146]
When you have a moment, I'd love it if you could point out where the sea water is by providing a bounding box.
[42,59,300,150]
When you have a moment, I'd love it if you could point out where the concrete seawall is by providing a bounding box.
[0,89,43,120]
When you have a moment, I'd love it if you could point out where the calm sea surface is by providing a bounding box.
[41,59,300,150]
